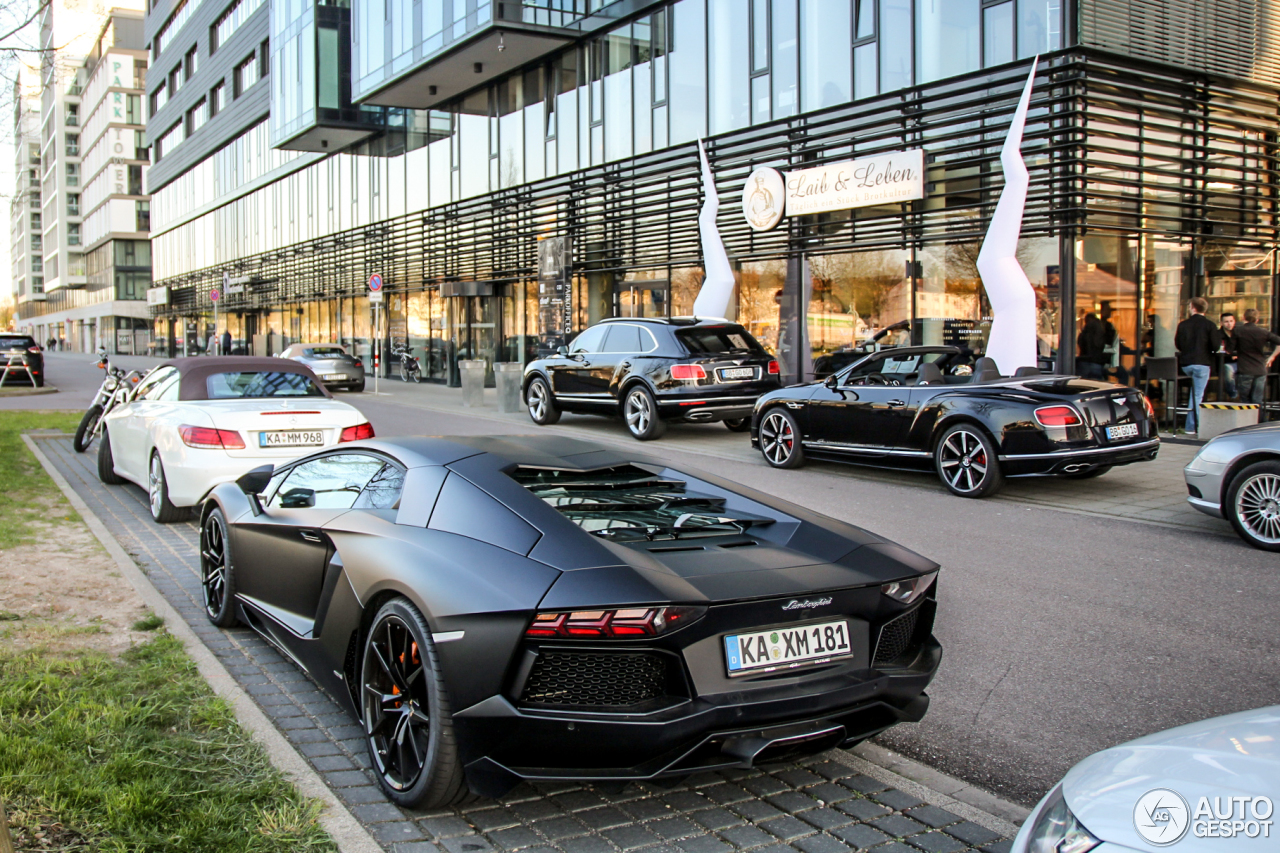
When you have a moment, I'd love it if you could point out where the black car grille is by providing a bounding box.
[873,608,922,666]
[521,650,670,708]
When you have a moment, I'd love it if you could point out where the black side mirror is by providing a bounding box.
[824,374,840,389]
[555,345,569,358]
[236,465,274,515]
[279,488,316,509]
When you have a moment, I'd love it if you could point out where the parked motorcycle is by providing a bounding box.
[394,344,422,383]
[73,355,147,452]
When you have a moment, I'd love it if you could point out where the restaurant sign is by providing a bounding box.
[782,149,925,217]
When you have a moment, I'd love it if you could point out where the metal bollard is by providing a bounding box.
[459,359,487,407]
[494,363,523,414]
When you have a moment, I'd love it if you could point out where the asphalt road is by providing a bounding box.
[24,352,1280,806]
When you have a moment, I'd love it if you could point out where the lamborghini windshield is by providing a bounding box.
[511,465,773,542]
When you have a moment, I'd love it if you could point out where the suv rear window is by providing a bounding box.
[511,465,773,542]
[676,325,765,355]
[0,337,37,351]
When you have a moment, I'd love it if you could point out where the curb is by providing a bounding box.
[0,385,58,396]
[23,434,382,853]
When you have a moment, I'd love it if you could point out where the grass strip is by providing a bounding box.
[0,634,337,853]
[0,411,83,548]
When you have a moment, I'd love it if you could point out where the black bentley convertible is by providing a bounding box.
[751,346,1159,497]
[200,434,941,807]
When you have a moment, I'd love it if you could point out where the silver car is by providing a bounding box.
[279,343,365,392]
[1184,421,1280,551]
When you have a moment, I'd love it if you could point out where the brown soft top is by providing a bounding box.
[158,356,333,401]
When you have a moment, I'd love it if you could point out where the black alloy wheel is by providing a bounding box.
[623,384,666,440]
[73,404,103,453]
[723,418,751,433]
[526,376,561,425]
[97,430,125,485]
[361,599,469,808]
[201,508,239,626]
[934,424,1004,498]
[759,408,805,469]
[1226,460,1280,552]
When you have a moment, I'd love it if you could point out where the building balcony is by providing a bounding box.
[352,0,658,110]
[19,291,47,303]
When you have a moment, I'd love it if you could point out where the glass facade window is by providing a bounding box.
[1018,0,1061,58]
[129,164,144,195]
[235,51,261,96]
[68,224,81,246]
[211,81,225,115]
[185,45,199,78]
[152,81,168,112]
[66,163,80,186]
[668,0,705,144]
[771,0,797,118]
[157,121,185,159]
[708,0,749,133]
[188,98,208,134]
[916,0,980,84]
[66,133,79,156]
[65,104,79,126]
[879,0,911,91]
[67,193,80,216]
[155,0,193,56]
[126,93,143,125]
[215,0,267,52]
[800,0,850,112]
[984,1,1014,67]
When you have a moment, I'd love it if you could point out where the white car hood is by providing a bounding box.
[1064,705,1280,851]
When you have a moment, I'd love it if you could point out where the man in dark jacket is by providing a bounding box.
[1220,312,1238,399]
[1077,313,1107,380]
[221,329,232,356]
[1234,308,1280,404]
[1174,297,1221,435]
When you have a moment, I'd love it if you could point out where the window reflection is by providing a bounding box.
[271,455,385,510]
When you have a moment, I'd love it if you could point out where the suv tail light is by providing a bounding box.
[27,347,41,354]
[179,425,246,450]
[525,606,705,638]
[340,422,375,442]
[670,364,707,381]
[1034,405,1082,427]
[767,360,780,374]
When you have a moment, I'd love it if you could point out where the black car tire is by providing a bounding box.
[759,408,805,469]
[1063,465,1112,480]
[1225,460,1280,552]
[934,424,1004,498]
[623,385,667,440]
[353,379,366,392]
[148,452,189,523]
[724,418,751,432]
[362,598,471,809]
[97,430,125,485]
[74,404,103,453]
[201,508,239,627]
[34,374,44,388]
[526,376,561,425]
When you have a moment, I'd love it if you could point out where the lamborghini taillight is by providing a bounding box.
[525,606,705,638]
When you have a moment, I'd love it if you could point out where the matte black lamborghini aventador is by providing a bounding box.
[200,435,941,807]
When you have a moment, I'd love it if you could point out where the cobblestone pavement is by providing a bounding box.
[41,434,1014,853]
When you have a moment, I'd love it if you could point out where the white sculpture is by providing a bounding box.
[976,59,1039,375]
[692,139,736,319]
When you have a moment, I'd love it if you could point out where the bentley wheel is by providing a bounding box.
[1226,461,1280,552]
[526,376,561,425]
[361,599,470,808]
[148,452,189,523]
[723,418,751,433]
[624,385,666,440]
[201,508,239,627]
[759,409,805,469]
[935,424,1004,498]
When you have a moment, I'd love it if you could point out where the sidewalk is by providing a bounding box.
[360,379,1228,538]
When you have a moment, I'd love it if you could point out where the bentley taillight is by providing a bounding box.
[1034,405,1082,427]
[670,364,707,381]
[1140,394,1155,419]
[525,606,705,638]
[767,360,780,374]
[179,425,246,449]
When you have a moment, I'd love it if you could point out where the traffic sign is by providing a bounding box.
[368,290,384,304]
[368,273,383,292]
[210,288,220,302]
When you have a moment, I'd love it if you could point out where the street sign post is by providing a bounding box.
[210,287,221,354]
[369,274,383,393]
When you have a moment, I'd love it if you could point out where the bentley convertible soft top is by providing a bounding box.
[199,434,942,807]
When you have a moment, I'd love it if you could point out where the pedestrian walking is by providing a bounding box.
[1232,308,1280,404]
[1173,297,1221,435]
[1076,312,1107,380]
[1219,312,1238,399]
[221,329,232,356]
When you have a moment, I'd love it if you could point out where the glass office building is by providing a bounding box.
[144,0,1280,391]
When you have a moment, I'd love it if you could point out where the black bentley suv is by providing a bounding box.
[523,318,781,440]
[0,335,45,387]
[751,346,1158,498]
[200,434,941,807]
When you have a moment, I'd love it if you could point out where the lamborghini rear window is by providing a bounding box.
[511,465,772,542]
[206,371,326,398]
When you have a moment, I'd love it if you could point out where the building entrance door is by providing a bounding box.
[615,279,669,318]
[446,293,500,386]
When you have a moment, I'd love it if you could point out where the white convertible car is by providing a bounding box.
[99,357,374,522]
